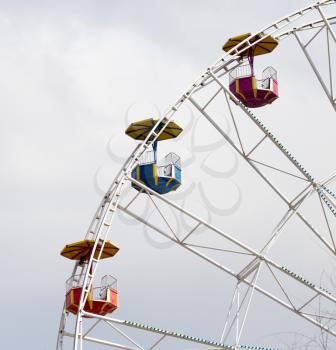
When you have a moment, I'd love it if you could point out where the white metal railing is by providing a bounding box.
[66,274,117,297]
[137,151,181,178]
[157,164,173,177]
[262,66,277,81]
[100,275,117,291]
[138,150,155,165]
[66,274,85,293]
[164,152,181,169]
[261,66,277,88]
[156,152,181,178]
[229,63,252,84]
[229,64,278,90]
[93,275,117,300]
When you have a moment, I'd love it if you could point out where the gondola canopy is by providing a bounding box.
[125,118,183,141]
[223,33,278,57]
[60,240,119,261]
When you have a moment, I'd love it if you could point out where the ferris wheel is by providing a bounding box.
[56,1,336,349]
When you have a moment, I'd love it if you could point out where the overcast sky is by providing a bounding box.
[1,1,336,349]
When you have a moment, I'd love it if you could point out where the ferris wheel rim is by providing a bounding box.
[57,2,336,349]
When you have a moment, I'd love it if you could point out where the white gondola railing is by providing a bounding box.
[95,275,117,299]
[157,152,181,181]
[66,274,117,299]
[261,66,277,88]
[138,149,155,165]
[163,152,181,169]
[229,63,252,84]
[229,63,278,90]
[66,274,85,293]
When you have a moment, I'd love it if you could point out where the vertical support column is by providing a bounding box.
[75,313,83,350]
[221,286,238,343]
[235,283,240,348]
[56,304,68,350]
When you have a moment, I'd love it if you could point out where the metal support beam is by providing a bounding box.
[118,200,336,337]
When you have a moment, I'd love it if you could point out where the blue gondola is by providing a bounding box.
[125,118,183,195]
[132,142,181,194]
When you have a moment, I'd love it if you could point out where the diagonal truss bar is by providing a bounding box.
[120,177,336,337]
[221,268,262,346]
[248,158,309,182]
[128,178,336,304]
[148,335,167,350]
[63,331,140,350]
[265,263,296,309]
[188,71,336,254]
[259,188,314,254]
[318,6,336,42]
[75,312,278,350]
[104,321,145,350]
[287,8,336,112]
[294,30,336,111]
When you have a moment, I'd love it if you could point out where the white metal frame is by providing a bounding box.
[118,178,336,337]
[56,1,336,349]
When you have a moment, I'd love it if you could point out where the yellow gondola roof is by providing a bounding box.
[223,33,278,57]
[125,118,183,141]
[60,240,119,261]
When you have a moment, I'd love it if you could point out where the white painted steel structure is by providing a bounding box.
[57,1,336,349]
